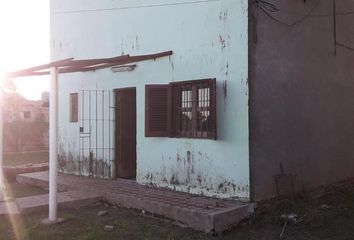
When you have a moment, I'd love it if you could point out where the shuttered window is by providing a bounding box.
[145,85,171,137]
[70,93,78,123]
[145,79,217,140]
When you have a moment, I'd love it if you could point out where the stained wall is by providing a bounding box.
[51,0,249,199]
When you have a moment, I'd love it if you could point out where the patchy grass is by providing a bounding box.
[0,204,213,240]
[2,186,354,239]
[3,151,48,167]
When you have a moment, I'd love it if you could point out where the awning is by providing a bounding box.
[6,50,173,78]
[1,49,173,223]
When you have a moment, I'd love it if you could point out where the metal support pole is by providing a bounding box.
[0,86,3,191]
[49,66,58,221]
[333,0,337,55]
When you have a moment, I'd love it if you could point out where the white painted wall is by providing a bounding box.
[51,0,249,199]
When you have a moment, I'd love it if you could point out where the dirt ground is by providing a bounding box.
[1,185,354,240]
[1,153,353,239]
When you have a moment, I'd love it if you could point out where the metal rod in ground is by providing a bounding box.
[280,220,288,239]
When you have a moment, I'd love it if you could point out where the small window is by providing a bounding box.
[23,111,31,119]
[70,93,78,122]
[145,79,216,139]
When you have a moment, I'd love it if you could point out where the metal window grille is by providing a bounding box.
[79,90,115,179]
[174,80,213,139]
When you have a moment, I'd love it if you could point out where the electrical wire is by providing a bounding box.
[281,9,354,17]
[253,0,354,53]
[255,0,320,26]
[256,0,279,13]
[337,42,354,52]
[256,0,354,19]
[51,0,220,14]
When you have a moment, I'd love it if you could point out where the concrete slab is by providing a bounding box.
[0,202,20,215]
[17,171,67,191]
[16,190,102,214]
[3,163,49,180]
[17,171,254,233]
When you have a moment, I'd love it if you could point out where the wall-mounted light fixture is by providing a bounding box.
[111,64,137,73]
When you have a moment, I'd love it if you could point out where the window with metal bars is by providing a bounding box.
[145,79,216,140]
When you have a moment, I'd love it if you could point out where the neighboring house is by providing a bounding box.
[3,92,49,152]
[51,0,354,201]
[3,92,49,123]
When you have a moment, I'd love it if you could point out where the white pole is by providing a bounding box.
[0,86,3,191]
[49,66,58,221]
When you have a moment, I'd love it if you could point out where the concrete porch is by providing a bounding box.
[17,171,254,233]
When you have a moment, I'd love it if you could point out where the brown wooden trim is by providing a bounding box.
[170,78,214,85]
[210,78,217,140]
[171,78,217,140]
[8,51,173,78]
[145,84,171,137]
[69,93,79,123]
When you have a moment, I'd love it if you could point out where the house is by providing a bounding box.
[3,92,49,152]
[49,0,354,202]
[3,92,49,123]
[52,0,249,200]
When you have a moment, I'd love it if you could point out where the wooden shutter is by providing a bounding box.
[70,93,78,122]
[145,85,171,137]
[209,79,217,140]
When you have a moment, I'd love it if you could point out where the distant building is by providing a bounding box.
[3,92,49,123]
[3,92,49,152]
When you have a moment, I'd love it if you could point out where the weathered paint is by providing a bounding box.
[51,0,249,199]
[249,0,354,200]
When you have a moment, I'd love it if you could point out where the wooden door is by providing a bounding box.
[115,88,136,179]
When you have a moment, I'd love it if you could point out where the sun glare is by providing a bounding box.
[0,0,50,100]
[0,1,49,239]
[0,72,4,89]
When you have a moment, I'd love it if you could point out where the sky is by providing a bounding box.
[0,0,49,100]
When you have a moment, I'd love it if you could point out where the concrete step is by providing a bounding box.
[211,204,256,233]
[17,171,67,191]
[3,163,49,180]
[16,190,102,214]
[104,191,254,232]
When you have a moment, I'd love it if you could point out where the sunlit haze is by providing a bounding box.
[0,0,49,100]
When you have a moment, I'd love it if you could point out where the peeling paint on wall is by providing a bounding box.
[138,149,249,200]
[58,144,112,179]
